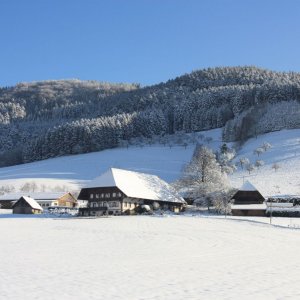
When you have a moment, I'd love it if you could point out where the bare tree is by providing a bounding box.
[255,160,264,170]
[254,147,264,157]
[239,157,250,170]
[272,163,280,172]
[246,163,255,174]
[262,142,272,151]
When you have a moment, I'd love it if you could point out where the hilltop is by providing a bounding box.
[1,66,300,167]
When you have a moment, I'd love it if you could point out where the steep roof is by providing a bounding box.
[13,196,43,211]
[86,168,185,204]
[239,181,258,192]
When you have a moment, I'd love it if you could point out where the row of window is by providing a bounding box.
[90,192,122,199]
[91,201,120,208]
[123,202,137,208]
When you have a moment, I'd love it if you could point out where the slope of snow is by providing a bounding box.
[0,128,222,191]
[1,215,300,300]
[231,129,300,197]
[1,127,300,198]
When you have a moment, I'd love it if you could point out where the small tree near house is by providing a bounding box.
[178,144,229,210]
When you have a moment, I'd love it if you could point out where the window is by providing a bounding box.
[112,193,116,197]
[90,194,94,199]
[105,193,110,198]
[101,193,104,198]
[117,192,122,197]
[96,194,99,199]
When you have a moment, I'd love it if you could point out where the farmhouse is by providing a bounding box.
[12,196,43,214]
[78,168,186,216]
[0,192,77,209]
[231,181,266,216]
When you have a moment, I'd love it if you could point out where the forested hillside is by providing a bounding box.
[1,66,300,167]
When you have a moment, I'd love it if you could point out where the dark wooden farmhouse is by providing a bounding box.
[12,196,43,214]
[231,181,266,216]
[78,168,186,216]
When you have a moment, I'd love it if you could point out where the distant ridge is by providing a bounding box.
[1,66,300,167]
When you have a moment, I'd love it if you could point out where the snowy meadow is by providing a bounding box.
[1,215,300,300]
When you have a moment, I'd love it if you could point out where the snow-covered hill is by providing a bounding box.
[0,128,221,191]
[231,129,300,197]
[1,128,300,197]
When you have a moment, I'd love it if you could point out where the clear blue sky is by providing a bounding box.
[1,0,300,87]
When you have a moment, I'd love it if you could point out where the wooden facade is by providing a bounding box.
[12,197,43,214]
[231,184,266,217]
[78,186,184,216]
[52,192,77,207]
[231,190,265,205]
[232,208,266,217]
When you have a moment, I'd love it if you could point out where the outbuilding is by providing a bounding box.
[12,196,43,214]
[231,181,266,216]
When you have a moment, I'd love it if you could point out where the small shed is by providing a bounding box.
[231,181,266,216]
[12,196,43,214]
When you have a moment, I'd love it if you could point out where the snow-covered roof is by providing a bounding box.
[15,196,43,211]
[0,192,69,201]
[231,203,267,210]
[239,181,258,192]
[86,168,185,204]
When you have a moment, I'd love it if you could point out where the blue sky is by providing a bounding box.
[1,0,300,87]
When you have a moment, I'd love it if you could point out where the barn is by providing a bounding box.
[78,168,186,216]
[231,181,266,216]
[12,196,43,214]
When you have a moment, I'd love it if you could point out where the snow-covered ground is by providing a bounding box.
[1,215,300,300]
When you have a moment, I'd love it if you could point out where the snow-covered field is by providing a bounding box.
[1,215,300,300]
[1,127,300,197]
